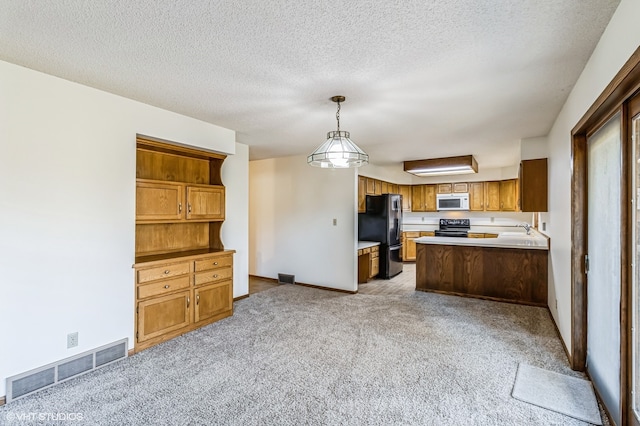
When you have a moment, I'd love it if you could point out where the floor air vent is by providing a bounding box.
[278,273,295,284]
[5,338,127,403]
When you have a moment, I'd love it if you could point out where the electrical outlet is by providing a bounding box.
[421,217,425,222]
[67,332,78,348]
[542,222,547,231]
[490,217,495,223]
[332,218,337,226]
[555,299,558,310]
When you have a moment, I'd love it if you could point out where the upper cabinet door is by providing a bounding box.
[485,181,501,211]
[499,179,518,211]
[358,176,366,213]
[469,182,485,211]
[136,180,184,222]
[187,185,225,221]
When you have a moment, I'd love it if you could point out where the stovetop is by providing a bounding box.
[436,218,470,238]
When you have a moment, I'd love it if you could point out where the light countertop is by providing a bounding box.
[415,229,549,250]
[358,241,381,250]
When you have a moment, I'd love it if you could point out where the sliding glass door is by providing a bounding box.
[587,111,622,425]
[632,98,640,424]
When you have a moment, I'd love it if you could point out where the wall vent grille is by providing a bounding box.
[5,338,128,403]
[278,273,295,284]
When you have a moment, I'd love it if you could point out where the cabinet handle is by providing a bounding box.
[188,203,192,213]
[213,274,218,278]
[164,285,170,289]
[178,203,182,213]
[213,262,218,266]
[187,297,190,308]
[164,270,170,274]
[196,295,200,305]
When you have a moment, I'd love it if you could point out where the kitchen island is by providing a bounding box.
[415,230,549,306]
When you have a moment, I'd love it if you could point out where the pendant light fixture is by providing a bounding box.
[307,96,369,168]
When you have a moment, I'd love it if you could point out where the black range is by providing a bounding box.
[434,218,470,238]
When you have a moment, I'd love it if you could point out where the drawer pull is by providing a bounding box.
[164,270,170,274]
[164,285,170,289]
[187,297,190,308]
[178,203,182,213]
[213,262,218,265]
[188,203,192,213]
[196,295,200,305]
[213,274,218,278]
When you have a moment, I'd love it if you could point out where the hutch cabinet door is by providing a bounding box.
[137,291,191,342]
[194,281,233,323]
[186,185,225,220]
[136,180,184,221]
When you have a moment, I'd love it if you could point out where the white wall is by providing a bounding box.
[546,0,640,352]
[0,61,246,397]
[222,143,249,297]
[249,156,358,292]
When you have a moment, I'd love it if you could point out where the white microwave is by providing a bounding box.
[436,193,470,211]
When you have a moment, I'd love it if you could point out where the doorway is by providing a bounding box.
[571,46,640,425]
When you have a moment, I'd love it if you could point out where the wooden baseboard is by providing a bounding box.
[0,395,5,406]
[414,288,547,307]
[250,275,356,294]
[127,348,135,357]
[249,274,279,283]
[294,281,357,295]
[233,294,249,302]
[585,369,614,425]
[545,308,572,369]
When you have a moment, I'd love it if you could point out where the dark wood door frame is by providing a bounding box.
[571,46,640,425]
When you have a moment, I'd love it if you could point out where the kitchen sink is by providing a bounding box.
[499,231,532,237]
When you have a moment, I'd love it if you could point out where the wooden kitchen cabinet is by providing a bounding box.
[411,186,425,212]
[399,185,412,212]
[413,185,437,211]
[437,183,452,194]
[390,184,399,194]
[485,181,501,211]
[381,181,389,194]
[358,176,366,213]
[366,178,376,195]
[453,182,469,193]
[424,185,437,211]
[403,231,420,261]
[499,179,518,211]
[469,182,485,211]
[370,245,379,278]
[519,158,548,212]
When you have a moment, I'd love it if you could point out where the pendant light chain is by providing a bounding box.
[336,100,341,133]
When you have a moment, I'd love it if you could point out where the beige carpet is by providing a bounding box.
[0,285,599,425]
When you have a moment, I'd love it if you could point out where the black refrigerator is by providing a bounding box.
[358,194,403,279]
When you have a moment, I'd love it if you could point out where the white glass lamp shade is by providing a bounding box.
[307,131,369,168]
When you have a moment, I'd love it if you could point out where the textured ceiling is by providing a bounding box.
[0,0,620,168]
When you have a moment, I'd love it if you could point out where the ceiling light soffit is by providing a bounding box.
[404,155,478,177]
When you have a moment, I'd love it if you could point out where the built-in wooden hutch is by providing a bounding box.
[133,137,235,352]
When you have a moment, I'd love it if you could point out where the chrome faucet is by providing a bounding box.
[518,223,532,235]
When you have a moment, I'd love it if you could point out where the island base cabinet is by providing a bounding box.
[416,244,547,306]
